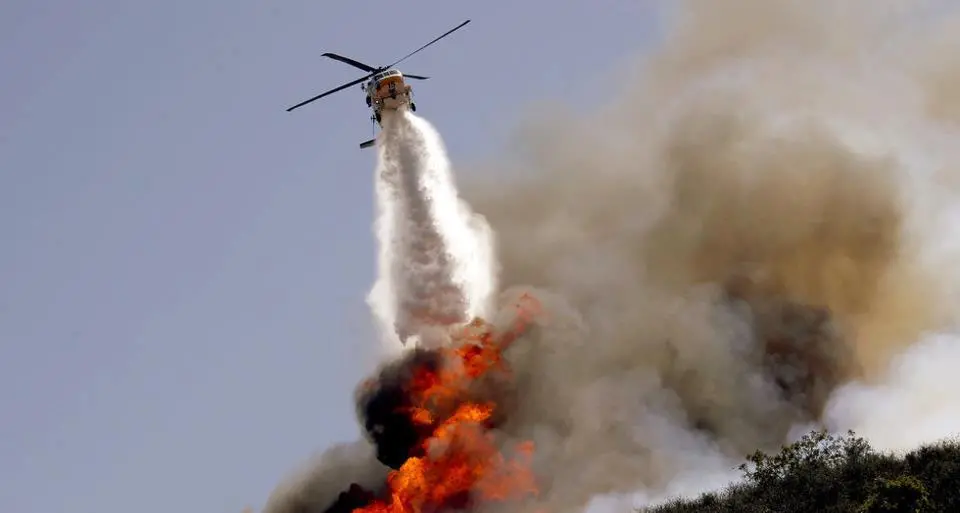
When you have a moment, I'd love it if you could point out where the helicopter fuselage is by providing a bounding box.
[363,68,416,124]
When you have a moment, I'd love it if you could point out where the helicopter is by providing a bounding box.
[285,19,471,149]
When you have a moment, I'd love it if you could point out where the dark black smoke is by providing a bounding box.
[321,483,382,513]
[286,338,514,513]
[270,349,444,513]
[354,347,443,470]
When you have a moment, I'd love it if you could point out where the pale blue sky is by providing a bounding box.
[0,2,660,512]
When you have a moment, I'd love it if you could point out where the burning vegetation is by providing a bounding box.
[324,294,542,513]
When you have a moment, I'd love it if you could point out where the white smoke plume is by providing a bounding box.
[365,109,498,354]
[823,333,960,453]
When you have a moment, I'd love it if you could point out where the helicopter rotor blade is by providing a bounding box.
[402,74,429,80]
[385,19,470,68]
[286,74,371,112]
[321,53,378,73]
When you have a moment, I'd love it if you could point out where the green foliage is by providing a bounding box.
[859,475,930,513]
[640,430,960,513]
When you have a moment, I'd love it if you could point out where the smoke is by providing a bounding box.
[261,439,388,513]
[265,109,506,513]
[264,1,960,512]
[366,110,498,354]
[456,0,960,508]
[823,333,960,452]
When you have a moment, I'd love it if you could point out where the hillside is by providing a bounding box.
[643,431,960,513]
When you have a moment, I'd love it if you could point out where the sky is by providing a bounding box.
[0,2,661,513]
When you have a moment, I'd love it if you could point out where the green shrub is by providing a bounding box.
[859,475,930,513]
[641,430,960,513]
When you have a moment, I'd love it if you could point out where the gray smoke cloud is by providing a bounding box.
[263,1,960,512]
[262,439,387,513]
[459,0,960,509]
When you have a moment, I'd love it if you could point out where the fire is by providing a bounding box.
[356,294,542,513]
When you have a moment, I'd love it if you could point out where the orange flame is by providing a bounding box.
[357,294,542,513]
